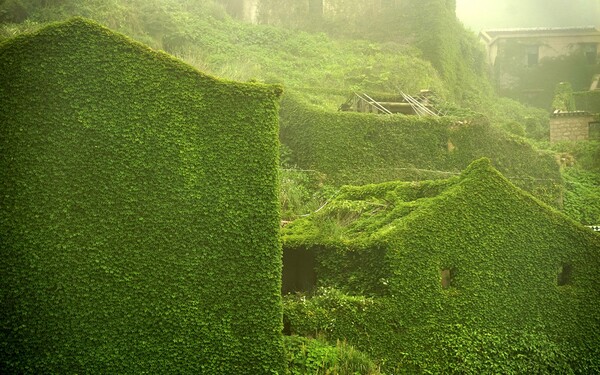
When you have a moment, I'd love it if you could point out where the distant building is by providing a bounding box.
[479,27,600,109]
[479,26,600,67]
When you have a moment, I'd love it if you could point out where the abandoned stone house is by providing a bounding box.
[550,110,600,142]
[480,27,600,99]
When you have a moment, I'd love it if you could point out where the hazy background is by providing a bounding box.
[456,0,600,32]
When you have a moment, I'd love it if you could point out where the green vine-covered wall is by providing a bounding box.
[282,159,600,373]
[574,90,600,114]
[0,17,284,373]
[280,94,562,206]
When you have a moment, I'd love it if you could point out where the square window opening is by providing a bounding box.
[526,45,539,66]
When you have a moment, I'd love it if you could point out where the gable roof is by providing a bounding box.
[282,158,597,247]
[282,159,600,370]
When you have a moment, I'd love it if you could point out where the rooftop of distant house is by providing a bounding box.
[480,26,600,43]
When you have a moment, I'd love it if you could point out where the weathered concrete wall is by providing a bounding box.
[481,28,600,66]
[222,0,403,24]
[550,114,594,142]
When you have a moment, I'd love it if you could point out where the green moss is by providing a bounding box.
[552,82,576,111]
[0,17,284,373]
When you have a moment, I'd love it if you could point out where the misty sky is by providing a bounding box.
[456,0,600,32]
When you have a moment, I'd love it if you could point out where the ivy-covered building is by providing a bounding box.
[279,94,562,205]
[282,158,600,373]
[0,18,285,373]
[480,27,600,108]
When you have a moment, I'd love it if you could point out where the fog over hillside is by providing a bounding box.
[456,0,600,32]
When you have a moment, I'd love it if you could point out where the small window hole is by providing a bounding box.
[558,264,572,286]
[441,268,455,289]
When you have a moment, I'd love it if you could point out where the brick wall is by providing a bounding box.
[549,115,594,142]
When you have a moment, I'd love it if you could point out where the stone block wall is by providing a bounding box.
[549,114,594,142]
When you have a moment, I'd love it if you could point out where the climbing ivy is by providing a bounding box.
[282,159,600,373]
[574,90,600,114]
[279,94,563,206]
[0,18,285,373]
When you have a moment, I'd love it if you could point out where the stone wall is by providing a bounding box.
[549,114,594,142]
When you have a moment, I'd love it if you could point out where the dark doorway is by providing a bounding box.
[282,247,317,294]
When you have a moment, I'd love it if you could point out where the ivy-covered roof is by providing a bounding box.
[283,158,593,247]
[282,158,600,372]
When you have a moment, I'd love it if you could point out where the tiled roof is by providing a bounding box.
[552,109,592,117]
[480,26,600,42]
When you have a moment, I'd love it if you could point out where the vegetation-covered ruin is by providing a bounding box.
[1,0,599,373]
[282,158,600,372]
[0,17,284,373]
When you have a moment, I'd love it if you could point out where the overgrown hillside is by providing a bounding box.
[0,0,446,106]
[2,1,600,373]
[2,0,597,223]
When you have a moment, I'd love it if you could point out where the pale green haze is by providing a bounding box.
[456,0,600,31]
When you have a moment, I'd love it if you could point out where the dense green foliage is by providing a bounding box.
[562,167,600,224]
[280,94,562,206]
[284,334,381,375]
[550,141,600,224]
[2,1,600,373]
[282,159,600,373]
[0,18,284,373]
[574,90,600,114]
[552,82,576,111]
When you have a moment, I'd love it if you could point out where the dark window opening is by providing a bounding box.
[584,44,598,65]
[526,45,539,66]
[441,268,455,289]
[282,247,317,295]
[557,263,572,286]
[283,315,292,336]
[589,122,600,140]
